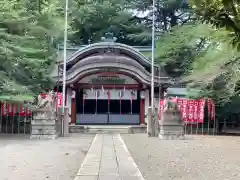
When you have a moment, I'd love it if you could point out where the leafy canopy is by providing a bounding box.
[0,0,64,100]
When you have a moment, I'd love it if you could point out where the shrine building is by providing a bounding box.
[51,33,173,125]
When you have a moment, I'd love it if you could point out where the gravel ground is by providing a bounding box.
[122,134,240,180]
[0,134,94,180]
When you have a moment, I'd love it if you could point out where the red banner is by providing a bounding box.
[12,104,17,114]
[8,104,14,116]
[0,102,32,116]
[207,98,211,117]
[199,99,205,123]
[158,99,164,119]
[193,100,199,123]
[158,98,208,124]
[187,100,194,123]
[1,102,6,116]
[19,104,25,116]
[182,99,188,121]
[56,92,62,109]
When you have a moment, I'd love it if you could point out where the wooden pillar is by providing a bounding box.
[71,90,76,124]
[140,99,145,124]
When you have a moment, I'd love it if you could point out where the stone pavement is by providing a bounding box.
[74,134,145,180]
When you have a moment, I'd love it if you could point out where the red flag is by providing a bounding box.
[57,93,62,108]
[182,99,188,123]
[158,99,164,120]
[176,98,183,118]
[5,103,9,115]
[199,99,205,123]
[8,104,13,116]
[188,100,194,124]
[12,104,17,115]
[19,104,25,116]
[207,98,211,118]
[1,102,6,116]
[193,100,199,123]
[26,106,32,116]
[176,98,182,109]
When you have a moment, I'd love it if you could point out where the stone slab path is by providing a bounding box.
[74,134,144,180]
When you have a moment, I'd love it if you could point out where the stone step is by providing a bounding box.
[69,125,147,134]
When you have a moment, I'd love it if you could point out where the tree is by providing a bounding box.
[0,0,64,99]
[190,0,240,50]
[69,0,150,45]
[128,0,192,43]
[154,20,240,106]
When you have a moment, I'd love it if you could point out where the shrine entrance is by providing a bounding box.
[74,72,141,125]
[76,88,140,125]
[53,40,172,125]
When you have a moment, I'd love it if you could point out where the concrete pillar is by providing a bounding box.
[63,107,69,137]
[154,107,159,136]
[147,107,153,137]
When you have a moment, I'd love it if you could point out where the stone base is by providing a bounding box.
[159,125,185,140]
[158,134,185,140]
[30,134,58,140]
[31,119,58,140]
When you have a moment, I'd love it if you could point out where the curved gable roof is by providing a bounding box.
[63,42,153,68]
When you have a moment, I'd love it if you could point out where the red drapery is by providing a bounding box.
[0,92,64,117]
[158,98,214,123]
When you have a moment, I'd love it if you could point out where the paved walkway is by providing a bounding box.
[74,134,144,180]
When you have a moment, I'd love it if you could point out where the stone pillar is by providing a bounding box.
[154,107,159,136]
[30,109,58,139]
[63,107,69,137]
[71,89,76,124]
[147,107,153,137]
[144,89,149,123]
[140,90,145,125]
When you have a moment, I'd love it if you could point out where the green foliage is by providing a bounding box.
[154,21,240,106]
[190,0,240,50]
[69,0,150,45]
[154,23,212,77]
[0,0,64,98]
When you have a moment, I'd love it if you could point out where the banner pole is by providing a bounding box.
[130,91,133,114]
[213,117,215,135]
[5,103,8,133]
[195,101,199,135]
[207,115,210,135]
[212,102,215,136]
[17,104,20,134]
[82,93,84,115]
[196,122,199,135]
[207,98,211,135]
[108,90,110,114]
[95,90,97,115]
[0,101,2,133]
[119,90,122,114]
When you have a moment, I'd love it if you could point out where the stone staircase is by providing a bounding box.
[69,125,147,134]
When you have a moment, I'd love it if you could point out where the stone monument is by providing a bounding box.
[30,90,60,139]
[159,99,185,140]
